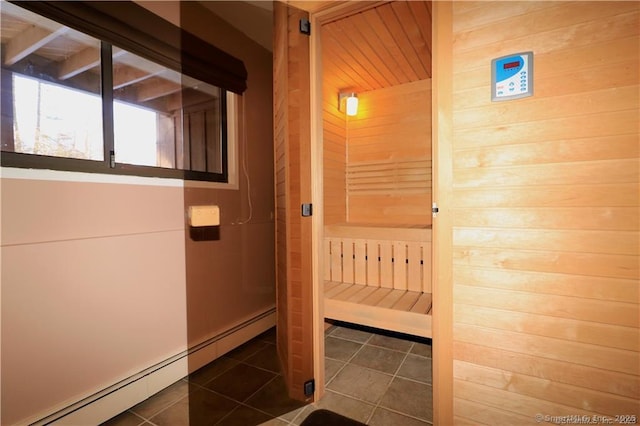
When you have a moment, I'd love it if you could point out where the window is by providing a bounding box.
[11,74,104,161]
[110,48,227,178]
[0,1,245,183]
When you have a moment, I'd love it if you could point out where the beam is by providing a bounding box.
[57,45,99,80]
[115,54,219,97]
[112,50,164,89]
[58,46,126,81]
[113,65,154,89]
[135,78,182,102]
[4,24,67,66]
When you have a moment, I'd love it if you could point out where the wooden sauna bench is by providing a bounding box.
[323,223,432,338]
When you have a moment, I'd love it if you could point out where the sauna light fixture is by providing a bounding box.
[339,92,358,116]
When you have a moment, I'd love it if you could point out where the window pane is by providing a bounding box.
[1,3,103,160]
[0,2,229,183]
[112,49,224,173]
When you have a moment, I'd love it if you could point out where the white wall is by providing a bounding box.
[1,2,275,424]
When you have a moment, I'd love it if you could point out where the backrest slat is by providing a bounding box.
[325,228,431,294]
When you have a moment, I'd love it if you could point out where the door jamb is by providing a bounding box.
[309,4,325,402]
[432,2,454,424]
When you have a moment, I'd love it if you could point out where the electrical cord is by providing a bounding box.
[233,94,253,225]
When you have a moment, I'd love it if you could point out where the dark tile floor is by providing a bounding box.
[102,322,432,425]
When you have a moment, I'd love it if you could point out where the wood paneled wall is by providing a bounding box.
[273,0,290,397]
[347,80,432,225]
[274,2,315,401]
[450,2,639,423]
[321,42,347,225]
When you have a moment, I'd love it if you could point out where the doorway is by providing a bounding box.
[274,1,454,422]
[311,2,437,422]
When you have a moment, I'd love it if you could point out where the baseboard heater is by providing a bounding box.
[31,308,276,426]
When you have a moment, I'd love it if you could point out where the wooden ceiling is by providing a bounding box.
[0,1,218,113]
[322,1,432,93]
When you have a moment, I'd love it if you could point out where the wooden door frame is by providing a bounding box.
[307,2,454,422]
[308,3,325,402]
[274,1,316,402]
[431,2,454,424]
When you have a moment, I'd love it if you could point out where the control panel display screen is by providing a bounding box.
[491,52,533,101]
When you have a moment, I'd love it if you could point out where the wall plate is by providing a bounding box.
[491,51,533,101]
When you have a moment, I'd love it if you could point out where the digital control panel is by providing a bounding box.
[491,51,533,101]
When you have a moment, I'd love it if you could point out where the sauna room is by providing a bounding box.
[320,1,433,340]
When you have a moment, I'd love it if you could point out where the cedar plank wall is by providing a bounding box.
[274,2,315,400]
[347,80,432,225]
[273,0,290,396]
[321,41,347,225]
[451,2,639,423]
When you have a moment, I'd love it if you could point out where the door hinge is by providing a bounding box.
[304,379,315,397]
[301,203,313,217]
[432,202,439,218]
[299,18,311,36]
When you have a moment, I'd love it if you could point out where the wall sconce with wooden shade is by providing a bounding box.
[339,92,358,116]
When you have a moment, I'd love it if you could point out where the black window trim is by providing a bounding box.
[1,0,240,183]
[10,1,247,94]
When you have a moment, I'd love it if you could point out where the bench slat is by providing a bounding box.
[325,281,341,292]
[325,223,431,242]
[330,239,342,282]
[326,282,353,299]
[376,289,406,309]
[393,291,421,311]
[333,283,365,302]
[323,225,433,338]
[343,238,354,284]
[407,241,422,293]
[367,240,381,286]
[422,243,432,293]
[324,281,432,338]
[380,241,393,288]
[324,239,332,281]
[393,241,408,290]
[347,285,378,303]
[411,293,432,314]
[360,286,393,306]
[354,240,367,285]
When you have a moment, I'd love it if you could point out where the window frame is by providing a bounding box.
[0,1,245,184]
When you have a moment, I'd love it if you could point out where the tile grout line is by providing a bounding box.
[115,328,433,426]
[181,373,290,426]
[328,332,417,356]
[212,403,246,425]
[189,337,305,425]
[318,389,431,424]
[288,404,311,425]
[133,343,274,425]
[223,374,283,421]
[227,341,314,423]
[134,394,184,425]
[199,369,287,424]
[325,327,434,424]
[295,327,375,425]
[125,410,153,426]
[370,405,433,425]
[325,331,374,388]
[364,341,414,425]
[129,383,192,424]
